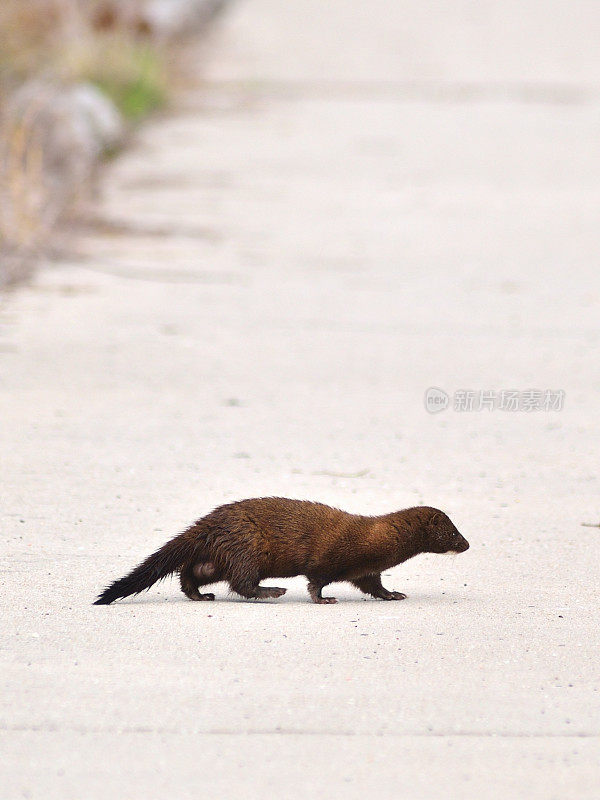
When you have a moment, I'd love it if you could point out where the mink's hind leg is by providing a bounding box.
[307,580,337,604]
[229,580,287,600]
[227,568,286,600]
[352,573,406,600]
[179,561,217,601]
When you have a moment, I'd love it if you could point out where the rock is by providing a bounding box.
[8,81,123,179]
[66,84,123,154]
[0,80,123,277]
[4,79,123,211]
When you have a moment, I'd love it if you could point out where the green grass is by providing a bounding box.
[85,42,167,121]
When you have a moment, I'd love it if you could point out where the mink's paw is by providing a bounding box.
[380,591,407,601]
[314,596,338,604]
[187,592,215,601]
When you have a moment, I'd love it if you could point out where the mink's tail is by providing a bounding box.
[93,531,197,605]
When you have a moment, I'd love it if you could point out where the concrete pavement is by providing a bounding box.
[2,1,600,797]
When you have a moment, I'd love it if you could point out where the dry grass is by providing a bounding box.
[0,0,163,83]
[1,104,50,244]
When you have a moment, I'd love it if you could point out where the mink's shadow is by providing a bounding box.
[115,588,471,606]
[221,593,472,606]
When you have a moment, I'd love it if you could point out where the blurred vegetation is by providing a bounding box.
[0,0,170,283]
[83,41,166,121]
[0,0,167,118]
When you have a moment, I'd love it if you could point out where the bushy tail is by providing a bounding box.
[94,532,196,605]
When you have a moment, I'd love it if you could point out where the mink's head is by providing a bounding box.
[422,508,469,554]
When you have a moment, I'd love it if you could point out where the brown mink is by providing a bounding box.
[94,497,469,605]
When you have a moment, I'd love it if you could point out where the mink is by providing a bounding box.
[93,497,469,605]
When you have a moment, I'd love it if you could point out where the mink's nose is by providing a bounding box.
[457,536,469,552]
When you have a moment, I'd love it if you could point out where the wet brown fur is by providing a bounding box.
[94,497,469,605]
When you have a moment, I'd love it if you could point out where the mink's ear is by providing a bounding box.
[429,511,441,526]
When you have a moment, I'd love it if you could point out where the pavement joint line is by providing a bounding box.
[196,79,600,104]
[1,725,599,738]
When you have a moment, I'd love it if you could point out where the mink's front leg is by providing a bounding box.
[307,580,337,604]
[352,573,406,600]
